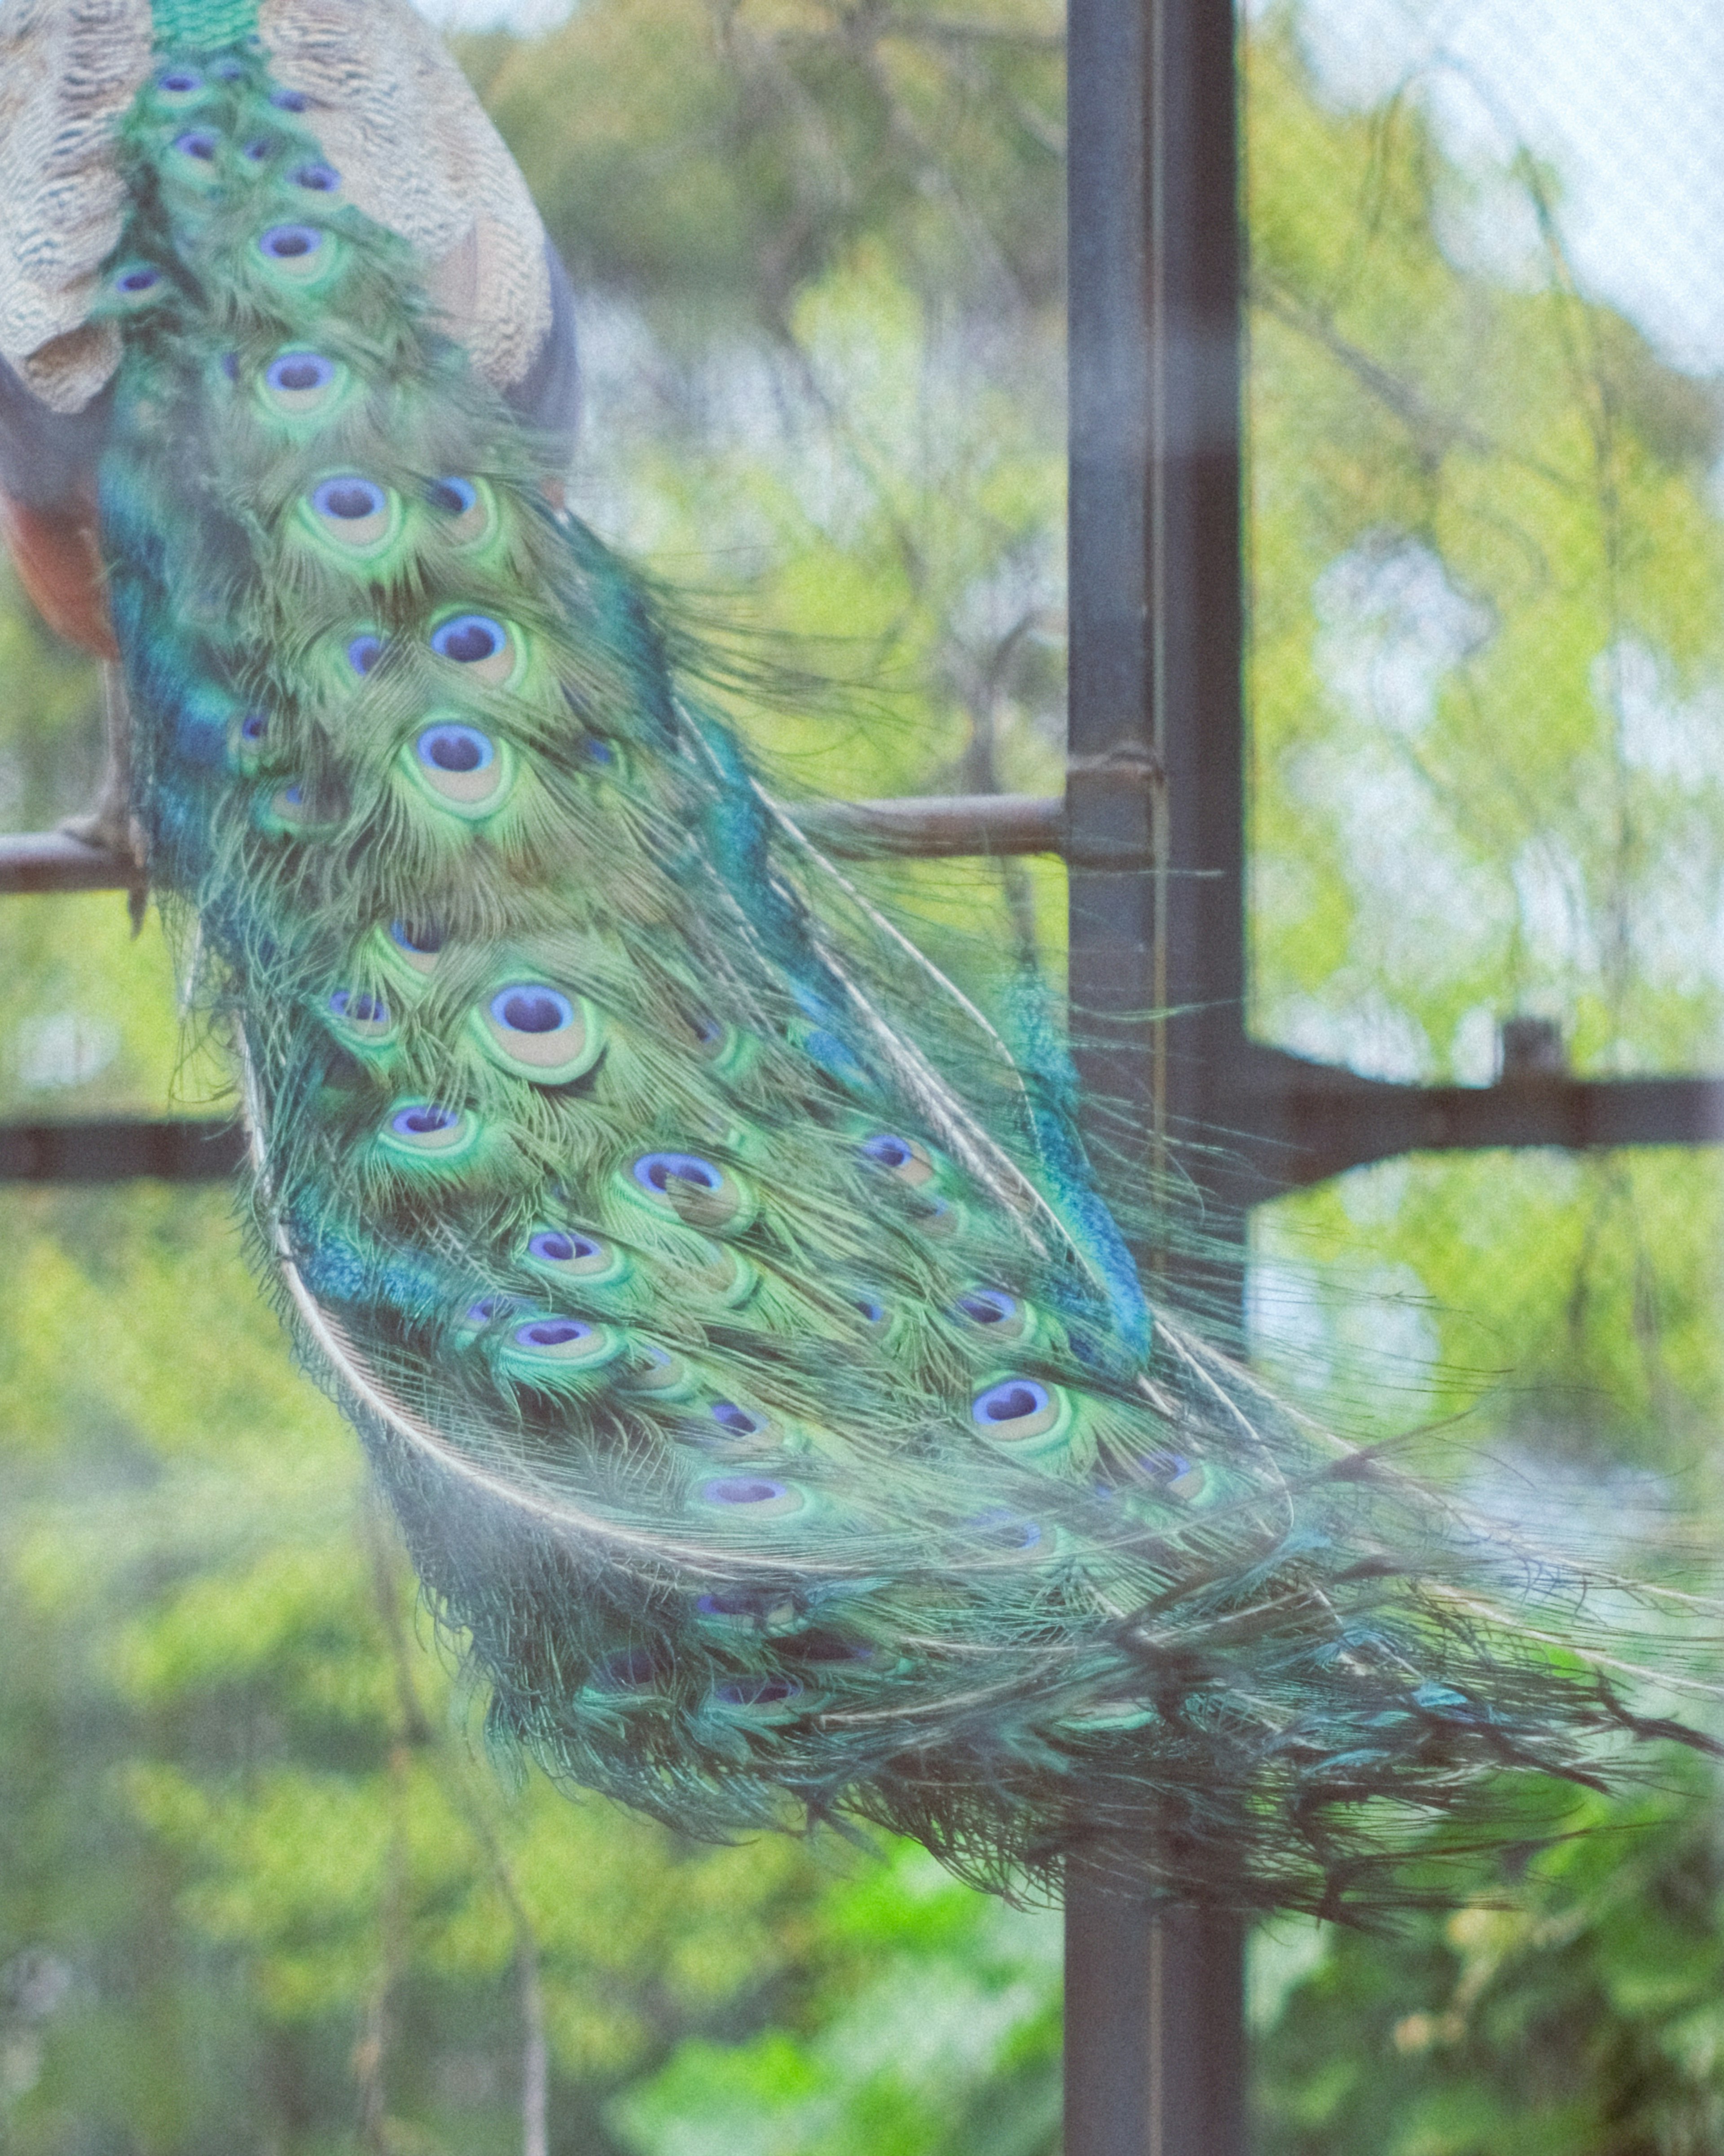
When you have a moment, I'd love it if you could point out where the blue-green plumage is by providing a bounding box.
[89,32,1714,1914]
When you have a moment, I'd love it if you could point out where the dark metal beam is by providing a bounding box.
[0,1118,243,1182]
[1064,0,1248,2148]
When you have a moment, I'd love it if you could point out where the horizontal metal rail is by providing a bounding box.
[1,797,1721,1186]
[0,792,1123,898]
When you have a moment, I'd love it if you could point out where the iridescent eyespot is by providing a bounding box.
[515,1316,591,1349]
[710,1402,766,1437]
[308,476,393,550]
[634,1152,721,1196]
[210,56,246,79]
[475,983,598,1084]
[380,1101,478,1162]
[259,223,322,261]
[394,1104,457,1136]
[220,352,238,381]
[464,1295,519,1325]
[419,723,493,773]
[527,1229,608,1271]
[699,1476,806,1519]
[111,265,164,302]
[859,1131,937,1186]
[241,136,275,162]
[428,613,516,684]
[171,129,220,161]
[156,66,203,93]
[263,352,346,417]
[492,987,571,1034]
[405,720,511,816]
[955,1287,1024,1337]
[347,634,383,676]
[970,1378,1069,1449]
[854,1296,888,1329]
[268,353,334,396]
[427,477,493,546]
[291,161,339,192]
[327,988,391,1042]
[500,1313,621,1373]
[315,478,383,522]
[270,87,308,111]
[389,918,444,956]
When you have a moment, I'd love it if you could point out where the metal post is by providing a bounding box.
[1065,0,1249,2149]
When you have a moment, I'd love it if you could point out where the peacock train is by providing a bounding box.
[0,0,1713,1916]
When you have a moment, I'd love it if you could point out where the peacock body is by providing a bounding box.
[9,0,1710,1912]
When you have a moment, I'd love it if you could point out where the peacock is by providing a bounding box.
[0,0,1715,1917]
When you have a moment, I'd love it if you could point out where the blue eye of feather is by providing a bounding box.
[854,1296,885,1324]
[861,1133,915,1170]
[389,918,444,955]
[240,711,267,743]
[710,1402,765,1436]
[313,476,386,523]
[172,129,220,160]
[490,988,572,1036]
[586,738,615,764]
[270,87,308,111]
[1140,1450,1193,1486]
[220,352,238,380]
[266,352,335,394]
[528,1230,600,1265]
[515,1318,592,1350]
[465,1295,518,1324]
[211,56,245,79]
[956,1289,1017,1327]
[392,1104,459,1138]
[973,1379,1049,1426]
[240,136,275,162]
[114,266,161,295]
[291,161,339,192]
[430,614,506,665]
[430,478,478,516]
[259,224,322,262]
[157,67,202,93]
[416,723,493,775]
[328,990,388,1024]
[713,1675,799,1708]
[633,1152,721,1195]
[347,634,383,675]
[702,1476,787,1507]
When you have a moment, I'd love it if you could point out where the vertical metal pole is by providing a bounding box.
[1065,0,1248,2148]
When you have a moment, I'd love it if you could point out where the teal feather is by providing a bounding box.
[92,37,1718,1915]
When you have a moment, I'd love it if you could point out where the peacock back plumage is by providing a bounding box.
[87,24,1715,1914]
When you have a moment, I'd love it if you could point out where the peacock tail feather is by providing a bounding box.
[92,27,1716,1914]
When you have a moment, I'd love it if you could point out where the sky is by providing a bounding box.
[1281,0,1724,377]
